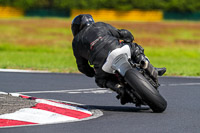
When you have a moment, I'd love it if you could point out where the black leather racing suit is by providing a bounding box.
[72,22,143,88]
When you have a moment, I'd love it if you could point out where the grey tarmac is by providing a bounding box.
[0,72,200,133]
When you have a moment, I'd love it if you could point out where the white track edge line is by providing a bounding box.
[0,69,49,73]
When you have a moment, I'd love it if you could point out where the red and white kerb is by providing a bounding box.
[0,94,92,128]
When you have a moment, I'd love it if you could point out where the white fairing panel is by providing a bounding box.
[102,45,131,74]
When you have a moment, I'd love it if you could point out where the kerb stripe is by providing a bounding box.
[32,103,91,119]
[0,119,36,127]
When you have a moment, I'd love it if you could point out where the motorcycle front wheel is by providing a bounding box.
[124,68,167,113]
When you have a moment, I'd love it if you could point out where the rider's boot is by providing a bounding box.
[106,81,124,96]
[144,56,166,76]
[155,67,166,76]
[141,58,166,77]
[105,81,127,105]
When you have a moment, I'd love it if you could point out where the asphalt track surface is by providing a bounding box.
[0,72,200,133]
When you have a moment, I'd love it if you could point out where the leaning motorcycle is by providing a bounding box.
[102,45,167,113]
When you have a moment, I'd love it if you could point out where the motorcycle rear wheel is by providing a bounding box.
[124,68,167,113]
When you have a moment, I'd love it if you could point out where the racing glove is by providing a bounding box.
[119,29,134,43]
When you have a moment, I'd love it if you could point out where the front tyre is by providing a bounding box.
[124,69,167,113]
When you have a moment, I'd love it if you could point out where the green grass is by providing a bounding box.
[0,18,199,76]
[0,43,76,72]
[145,46,200,76]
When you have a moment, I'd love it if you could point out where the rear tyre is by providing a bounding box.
[124,69,167,113]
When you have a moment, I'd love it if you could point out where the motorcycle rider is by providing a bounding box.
[71,14,166,104]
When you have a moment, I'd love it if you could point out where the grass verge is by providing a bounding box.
[0,18,199,76]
